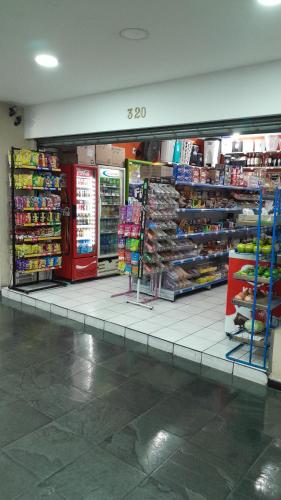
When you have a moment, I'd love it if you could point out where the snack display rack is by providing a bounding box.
[9,147,63,293]
[129,176,261,301]
[226,188,281,371]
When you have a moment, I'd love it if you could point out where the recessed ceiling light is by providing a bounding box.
[119,28,149,40]
[257,0,281,6]
[35,54,58,68]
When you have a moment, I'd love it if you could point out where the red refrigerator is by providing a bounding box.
[56,164,98,281]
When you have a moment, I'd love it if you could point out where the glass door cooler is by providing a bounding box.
[56,164,98,281]
[98,166,125,276]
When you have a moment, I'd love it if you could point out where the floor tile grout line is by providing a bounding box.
[6,289,265,384]
[224,435,275,499]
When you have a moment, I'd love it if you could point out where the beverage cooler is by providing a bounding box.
[98,166,125,276]
[56,164,98,281]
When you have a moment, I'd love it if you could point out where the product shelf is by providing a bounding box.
[233,272,281,284]
[16,253,62,259]
[16,265,61,275]
[14,165,61,173]
[15,223,61,228]
[100,252,118,259]
[15,208,61,212]
[171,251,229,266]
[177,207,243,214]
[10,147,63,293]
[175,182,260,191]
[15,187,61,192]
[100,216,119,220]
[18,236,61,243]
[228,329,266,347]
[232,296,281,311]
[174,276,227,296]
[176,227,258,239]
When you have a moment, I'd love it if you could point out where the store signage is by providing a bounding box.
[127,106,146,120]
[101,168,120,178]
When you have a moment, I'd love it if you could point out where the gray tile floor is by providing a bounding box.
[0,299,281,499]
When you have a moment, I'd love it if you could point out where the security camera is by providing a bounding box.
[9,106,17,117]
[14,115,22,126]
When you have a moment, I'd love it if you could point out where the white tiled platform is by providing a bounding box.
[2,276,268,385]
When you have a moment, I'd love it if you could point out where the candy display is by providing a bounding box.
[177,186,259,210]
[15,242,61,258]
[14,148,59,171]
[15,211,61,226]
[118,204,141,275]
[16,256,62,273]
[14,173,61,190]
[15,225,61,242]
[14,195,61,211]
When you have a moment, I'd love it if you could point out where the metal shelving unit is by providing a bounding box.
[175,182,260,191]
[10,147,63,294]
[226,188,281,371]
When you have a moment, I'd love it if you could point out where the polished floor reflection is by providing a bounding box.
[0,299,281,499]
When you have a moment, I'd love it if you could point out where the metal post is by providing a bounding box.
[249,188,263,364]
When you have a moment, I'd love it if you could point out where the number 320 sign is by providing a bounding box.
[127,107,146,120]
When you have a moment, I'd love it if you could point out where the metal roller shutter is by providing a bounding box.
[37,114,281,149]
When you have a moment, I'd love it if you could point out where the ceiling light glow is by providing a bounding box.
[257,0,281,6]
[119,28,149,40]
[35,54,58,68]
[232,132,241,141]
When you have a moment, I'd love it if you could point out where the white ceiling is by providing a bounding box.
[1,0,281,105]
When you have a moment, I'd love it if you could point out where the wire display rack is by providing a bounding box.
[226,188,281,371]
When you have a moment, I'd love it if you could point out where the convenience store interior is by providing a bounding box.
[4,1,281,497]
[6,131,281,387]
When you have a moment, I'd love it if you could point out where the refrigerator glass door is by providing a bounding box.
[99,167,124,258]
[75,167,96,257]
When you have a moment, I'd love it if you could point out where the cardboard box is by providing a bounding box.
[96,145,113,165]
[77,145,95,165]
[112,146,125,167]
[140,164,173,179]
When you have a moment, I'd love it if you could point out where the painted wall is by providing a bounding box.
[25,60,281,139]
[0,104,33,287]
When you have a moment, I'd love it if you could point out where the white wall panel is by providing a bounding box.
[24,60,281,139]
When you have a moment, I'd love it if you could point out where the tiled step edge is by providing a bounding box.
[2,287,267,386]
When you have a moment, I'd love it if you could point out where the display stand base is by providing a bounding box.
[10,280,64,294]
